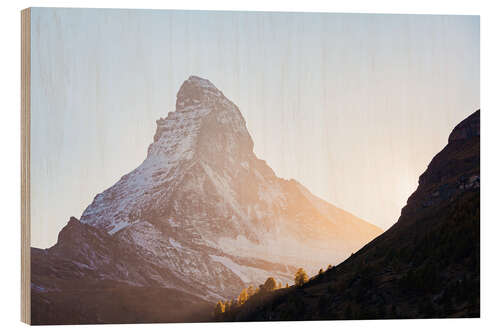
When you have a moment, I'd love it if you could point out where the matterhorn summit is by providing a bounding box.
[32,76,381,311]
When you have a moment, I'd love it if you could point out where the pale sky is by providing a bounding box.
[30,8,479,249]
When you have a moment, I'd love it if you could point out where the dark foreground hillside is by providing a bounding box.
[31,283,213,325]
[221,110,480,321]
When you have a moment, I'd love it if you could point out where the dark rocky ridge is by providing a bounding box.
[223,110,480,321]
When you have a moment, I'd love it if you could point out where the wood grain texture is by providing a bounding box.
[28,10,479,249]
[21,7,31,325]
[24,10,479,324]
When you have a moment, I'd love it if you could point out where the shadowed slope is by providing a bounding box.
[222,110,480,321]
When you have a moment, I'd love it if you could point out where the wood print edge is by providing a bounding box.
[21,7,31,325]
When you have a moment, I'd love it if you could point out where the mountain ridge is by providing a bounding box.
[77,75,381,275]
[221,110,480,321]
[31,75,382,324]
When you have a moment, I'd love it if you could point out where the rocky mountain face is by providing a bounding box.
[225,110,480,321]
[31,76,381,324]
[31,218,214,324]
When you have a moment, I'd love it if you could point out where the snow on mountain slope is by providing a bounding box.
[36,76,381,303]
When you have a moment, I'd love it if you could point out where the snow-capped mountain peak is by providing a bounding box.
[69,76,381,301]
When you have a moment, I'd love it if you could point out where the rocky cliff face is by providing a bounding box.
[397,110,480,227]
[31,76,381,323]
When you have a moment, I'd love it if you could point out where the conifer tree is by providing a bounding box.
[224,300,231,312]
[295,268,309,287]
[238,287,248,305]
[214,300,225,316]
[247,285,255,297]
[262,277,277,292]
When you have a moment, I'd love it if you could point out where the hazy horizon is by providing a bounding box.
[30,8,479,248]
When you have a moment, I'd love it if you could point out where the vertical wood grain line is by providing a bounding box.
[21,7,31,325]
